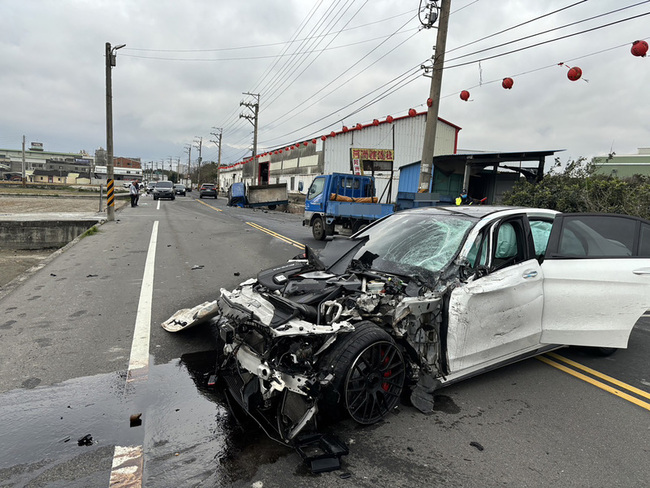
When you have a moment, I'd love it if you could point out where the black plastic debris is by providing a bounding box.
[234,272,240,276]
[294,433,349,473]
[191,265,204,270]
[86,274,98,278]
[129,413,142,427]
[470,441,484,451]
[77,434,93,446]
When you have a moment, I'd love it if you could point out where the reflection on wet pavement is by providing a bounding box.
[0,351,292,487]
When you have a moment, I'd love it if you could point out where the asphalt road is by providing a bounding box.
[0,193,648,487]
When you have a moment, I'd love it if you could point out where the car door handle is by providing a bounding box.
[633,267,650,275]
[522,270,538,279]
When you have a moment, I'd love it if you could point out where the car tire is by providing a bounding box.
[154,196,158,200]
[200,195,203,199]
[172,196,175,200]
[319,322,406,425]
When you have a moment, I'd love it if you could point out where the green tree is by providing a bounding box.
[502,157,650,220]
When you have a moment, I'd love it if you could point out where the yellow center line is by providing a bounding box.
[537,355,650,412]
[546,351,650,401]
[196,200,222,211]
[246,222,305,250]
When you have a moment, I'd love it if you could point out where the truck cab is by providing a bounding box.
[303,173,393,240]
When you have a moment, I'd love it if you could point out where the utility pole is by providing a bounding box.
[105,41,126,221]
[210,127,223,192]
[194,137,203,187]
[21,135,26,187]
[418,0,450,193]
[184,144,192,187]
[240,92,259,183]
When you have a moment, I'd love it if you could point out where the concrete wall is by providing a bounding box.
[0,218,102,250]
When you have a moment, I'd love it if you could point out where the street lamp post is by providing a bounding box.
[105,42,126,221]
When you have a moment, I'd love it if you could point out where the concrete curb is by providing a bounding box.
[0,205,125,301]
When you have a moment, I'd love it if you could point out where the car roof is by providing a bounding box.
[396,205,559,221]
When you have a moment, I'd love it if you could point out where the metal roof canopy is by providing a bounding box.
[432,149,562,188]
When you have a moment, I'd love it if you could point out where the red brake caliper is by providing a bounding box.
[381,349,391,391]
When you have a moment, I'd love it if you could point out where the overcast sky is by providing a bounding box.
[1,0,648,169]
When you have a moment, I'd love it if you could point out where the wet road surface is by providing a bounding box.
[1,194,649,487]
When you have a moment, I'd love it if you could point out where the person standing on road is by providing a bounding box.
[130,180,139,207]
[134,180,140,206]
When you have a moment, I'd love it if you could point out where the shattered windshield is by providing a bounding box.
[351,212,475,280]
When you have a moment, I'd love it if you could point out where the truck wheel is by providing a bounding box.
[312,217,327,240]
[352,220,367,234]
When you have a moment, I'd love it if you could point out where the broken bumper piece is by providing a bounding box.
[294,433,349,473]
[161,300,220,332]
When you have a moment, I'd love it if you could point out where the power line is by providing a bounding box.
[446,1,650,63]
[444,10,650,69]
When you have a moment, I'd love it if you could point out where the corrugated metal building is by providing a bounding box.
[220,111,460,202]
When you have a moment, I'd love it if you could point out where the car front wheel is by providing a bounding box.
[321,322,406,425]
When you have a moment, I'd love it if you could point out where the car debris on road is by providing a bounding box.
[162,206,650,471]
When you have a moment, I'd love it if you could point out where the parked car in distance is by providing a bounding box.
[199,183,217,199]
[163,206,650,444]
[146,182,156,194]
[152,180,175,200]
[174,184,186,196]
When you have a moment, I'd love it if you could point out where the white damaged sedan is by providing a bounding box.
[163,206,650,448]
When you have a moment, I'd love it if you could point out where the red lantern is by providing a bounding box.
[408,108,417,116]
[502,77,514,89]
[321,135,327,141]
[342,125,349,132]
[631,40,648,57]
[460,90,470,101]
[290,146,295,150]
[330,131,336,138]
[303,141,308,146]
[426,98,433,107]
[312,139,317,144]
[386,115,394,123]
[373,119,379,126]
[567,66,582,81]
[356,123,363,130]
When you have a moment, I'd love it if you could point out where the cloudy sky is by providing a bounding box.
[1,0,648,170]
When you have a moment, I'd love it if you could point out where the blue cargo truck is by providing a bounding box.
[303,173,394,240]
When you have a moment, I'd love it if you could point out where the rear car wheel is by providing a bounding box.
[321,322,406,424]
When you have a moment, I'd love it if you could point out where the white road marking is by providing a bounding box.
[156,199,160,210]
[109,221,159,487]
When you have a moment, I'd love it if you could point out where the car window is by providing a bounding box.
[529,220,553,258]
[307,178,325,200]
[157,181,173,188]
[640,223,650,257]
[352,213,475,279]
[558,216,634,257]
[491,219,526,271]
[466,231,488,268]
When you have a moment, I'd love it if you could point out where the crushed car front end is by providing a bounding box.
[163,209,479,449]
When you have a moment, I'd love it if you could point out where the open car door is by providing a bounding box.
[540,214,650,348]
